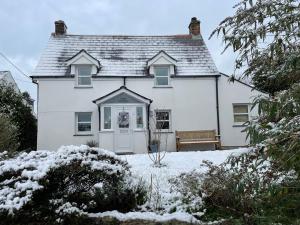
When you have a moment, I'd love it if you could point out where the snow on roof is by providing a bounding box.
[32,34,219,77]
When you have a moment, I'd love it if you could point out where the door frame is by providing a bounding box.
[100,103,147,153]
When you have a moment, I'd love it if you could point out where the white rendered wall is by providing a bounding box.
[36,75,263,152]
[218,75,263,147]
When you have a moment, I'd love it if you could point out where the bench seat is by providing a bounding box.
[176,130,221,151]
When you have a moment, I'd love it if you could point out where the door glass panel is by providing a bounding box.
[118,111,129,128]
[136,107,143,128]
[104,107,111,129]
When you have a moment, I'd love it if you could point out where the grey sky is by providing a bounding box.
[0,0,238,103]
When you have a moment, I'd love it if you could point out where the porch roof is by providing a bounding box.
[92,86,152,105]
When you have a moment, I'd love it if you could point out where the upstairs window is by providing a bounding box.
[76,112,92,133]
[154,66,169,86]
[77,65,92,86]
[233,104,249,125]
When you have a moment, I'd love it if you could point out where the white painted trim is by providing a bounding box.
[147,51,177,67]
[66,51,99,67]
[94,89,151,105]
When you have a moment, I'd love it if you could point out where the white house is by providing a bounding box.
[31,18,264,153]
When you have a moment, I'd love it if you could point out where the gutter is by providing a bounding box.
[147,103,151,152]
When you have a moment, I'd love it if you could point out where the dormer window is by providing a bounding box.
[154,66,169,86]
[77,65,92,86]
[147,50,177,88]
[65,49,101,88]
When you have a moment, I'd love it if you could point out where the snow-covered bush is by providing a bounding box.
[170,149,300,224]
[0,145,146,224]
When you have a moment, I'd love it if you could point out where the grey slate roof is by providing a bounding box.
[32,34,219,77]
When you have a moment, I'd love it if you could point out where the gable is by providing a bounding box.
[93,86,152,105]
[102,92,144,104]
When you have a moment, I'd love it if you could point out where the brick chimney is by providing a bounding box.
[55,20,67,35]
[188,17,200,36]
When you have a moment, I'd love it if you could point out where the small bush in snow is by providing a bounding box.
[0,145,146,224]
[170,148,300,224]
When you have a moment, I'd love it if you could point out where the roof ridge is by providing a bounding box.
[52,34,194,38]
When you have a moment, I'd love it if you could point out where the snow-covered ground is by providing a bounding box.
[121,149,248,213]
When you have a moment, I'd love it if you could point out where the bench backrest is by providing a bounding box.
[176,130,216,141]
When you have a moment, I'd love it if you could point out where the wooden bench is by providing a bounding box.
[175,130,221,151]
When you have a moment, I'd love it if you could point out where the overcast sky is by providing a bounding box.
[0,0,238,104]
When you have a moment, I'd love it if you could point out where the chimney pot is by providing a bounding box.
[188,17,200,36]
[55,20,67,35]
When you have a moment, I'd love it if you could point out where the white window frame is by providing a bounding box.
[75,112,92,134]
[154,66,170,87]
[155,110,171,131]
[76,65,92,87]
[233,104,250,126]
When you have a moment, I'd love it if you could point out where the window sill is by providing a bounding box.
[99,130,114,133]
[74,134,94,136]
[153,131,173,133]
[74,86,93,89]
[232,124,247,127]
[152,86,173,88]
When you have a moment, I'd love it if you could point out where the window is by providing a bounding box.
[233,104,249,124]
[155,110,171,130]
[136,106,144,128]
[76,112,92,133]
[103,107,111,129]
[77,65,92,86]
[154,66,169,86]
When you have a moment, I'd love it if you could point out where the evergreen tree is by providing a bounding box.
[211,0,300,175]
[0,82,37,151]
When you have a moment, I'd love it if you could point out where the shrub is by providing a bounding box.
[86,140,98,148]
[0,114,19,154]
[170,149,300,224]
[0,145,146,224]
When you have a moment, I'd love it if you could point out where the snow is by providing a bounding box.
[0,145,248,223]
[0,145,126,213]
[121,148,248,213]
[89,210,199,223]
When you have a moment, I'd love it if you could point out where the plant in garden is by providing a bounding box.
[0,145,147,224]
[146,111,169,167]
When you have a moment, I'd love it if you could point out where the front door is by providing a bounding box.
[114,106,133,153]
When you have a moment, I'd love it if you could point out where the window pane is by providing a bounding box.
[78,65,92,76]
[234,115,248,123]
[78,77,91,85]
[156,121,169,129]
[156,77,168,86]
[77,112,91,132]
[78,123,91,132]
[136,107,143,128]
[155,67,169,76]
[233,105,248,113]
[156,111,169,120]
[104,107,111,129]
[78,112,91,122]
